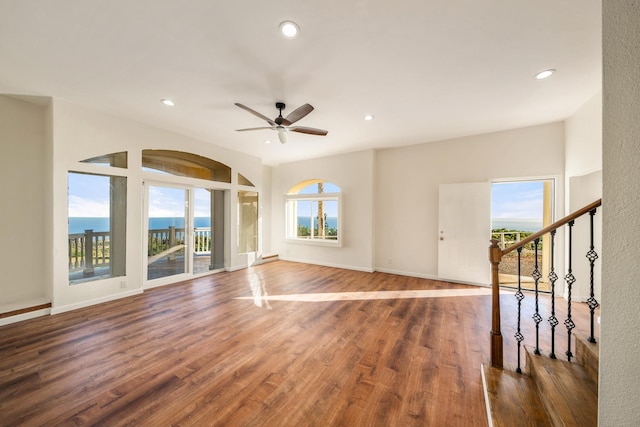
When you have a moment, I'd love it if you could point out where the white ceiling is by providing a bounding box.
[0,0,601,166]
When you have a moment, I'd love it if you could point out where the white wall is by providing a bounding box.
[600,2,640,425]
[375,122,565,279]
[564,91,603,303]
[565,91,602,178]
[568,171,602,302]
[47,99,265,313]
[260,164,273,256]
[0,95,50,313]
[272,150,375,272]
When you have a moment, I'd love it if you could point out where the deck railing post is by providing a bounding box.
[168,226,177,261]
[489,239,503,369]
[83,229,95,276]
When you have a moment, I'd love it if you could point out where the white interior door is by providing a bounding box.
[438,182,491,285]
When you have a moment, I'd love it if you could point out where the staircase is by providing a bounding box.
[482,335,598,426]
[483,199,602,426]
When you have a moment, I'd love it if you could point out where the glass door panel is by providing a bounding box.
[147,185,188,281]
[491,179,554,291]
[193,188,212,274]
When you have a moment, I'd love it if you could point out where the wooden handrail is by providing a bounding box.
[489,198,602,369]
[502,199,602,256]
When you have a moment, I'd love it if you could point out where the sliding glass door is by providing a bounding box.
[193,187,212,275]
[145,184,225,284]
[147,185,189,281]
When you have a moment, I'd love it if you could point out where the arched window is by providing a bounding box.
[142,150,231,183]
[285,180,341,246]
[238,173,255,187]
[80,151,127,168]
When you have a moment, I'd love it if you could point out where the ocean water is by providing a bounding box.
[69,217,212,234]
[70,216,531,234]
[296,216,338,229]
[492,219,543,232]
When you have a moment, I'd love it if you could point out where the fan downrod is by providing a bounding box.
[275,102,286,125]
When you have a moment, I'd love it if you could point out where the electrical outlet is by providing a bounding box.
[120,280,127,288]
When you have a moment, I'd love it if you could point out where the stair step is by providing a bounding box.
[526,346,598,427]
[481,362,552,427]
[575,334,599,386]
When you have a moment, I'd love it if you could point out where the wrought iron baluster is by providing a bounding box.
[565,220,576,361]
[515,246,525,373]
[532,238,542,355]
[548,230,558,359]
[586,208,600,343]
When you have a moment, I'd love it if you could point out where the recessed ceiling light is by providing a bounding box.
[534,69,556,80]
[364,115,375,121]
[279,21,300,39]
[264,139,272,144]
[161,99,175,107]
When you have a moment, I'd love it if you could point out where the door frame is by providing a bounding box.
[490,175,562,291]
[143,180,227,289]
[143,181,191,288]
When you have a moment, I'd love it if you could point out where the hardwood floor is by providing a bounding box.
[0,261,596,426]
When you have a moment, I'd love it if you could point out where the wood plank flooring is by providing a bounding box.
[0,261,596,426]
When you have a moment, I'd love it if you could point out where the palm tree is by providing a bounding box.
[317,182,325,238]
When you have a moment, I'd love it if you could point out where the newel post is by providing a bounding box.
[489,239,503,369]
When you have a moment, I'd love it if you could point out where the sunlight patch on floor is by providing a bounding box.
[236,287,507,303]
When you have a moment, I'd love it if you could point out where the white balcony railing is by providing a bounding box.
[69,227,212,273]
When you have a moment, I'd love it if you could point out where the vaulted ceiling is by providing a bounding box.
[0,0,601,165]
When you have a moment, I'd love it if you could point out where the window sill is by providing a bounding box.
[286,238,342,248]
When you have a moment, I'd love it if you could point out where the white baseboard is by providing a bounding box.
[278,256,374,273]
[0,308,51,326]
[480,363,494,427]
[51,289,143,315]
[374,267,439,280]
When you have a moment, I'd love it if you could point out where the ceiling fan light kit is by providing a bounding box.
[278,129,288,144]
[235,102,328,144]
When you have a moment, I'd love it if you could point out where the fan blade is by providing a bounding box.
[289,126,328,136]
[282,103,314,126]
[235,127,273,132]
[235,103,276,126]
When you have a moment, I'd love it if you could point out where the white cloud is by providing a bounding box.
[68,195,110,217]
[148,187,186,217]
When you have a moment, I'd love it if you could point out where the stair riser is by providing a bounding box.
[526,346,598,427]
[575,335,599,386]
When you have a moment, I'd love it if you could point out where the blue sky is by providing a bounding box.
[147,186,212,218]
[296,182,339,217]
[492,181,544,220]
[69,174,212,218]
[68,173,111,217]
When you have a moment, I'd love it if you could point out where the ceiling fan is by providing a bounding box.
[235,102,328,144]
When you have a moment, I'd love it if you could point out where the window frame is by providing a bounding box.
[285,191,342,247]
[67,170,127,284]
[238,190,259,253]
